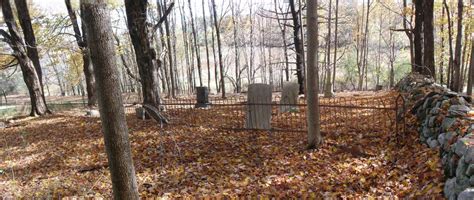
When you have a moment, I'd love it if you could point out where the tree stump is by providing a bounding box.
[245,84,272,130]
[279,82,299,113]
[195,87,210,108]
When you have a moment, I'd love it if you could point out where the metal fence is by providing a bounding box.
[1,93,406,135]
[156,93,405,134]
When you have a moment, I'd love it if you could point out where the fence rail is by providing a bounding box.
[1,93,405,135]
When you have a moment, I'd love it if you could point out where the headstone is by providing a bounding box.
[375,85,383,91]
[86,110,100,117]
[136,107,149,119]
[279,82,299,113]
[245,84,272,130]
[0,122,6,129]
[195,87,210,108]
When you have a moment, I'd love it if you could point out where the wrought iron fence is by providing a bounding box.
[1,93,406,135]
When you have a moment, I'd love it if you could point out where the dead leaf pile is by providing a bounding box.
[0,104,443,198]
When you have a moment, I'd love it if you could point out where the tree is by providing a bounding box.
[80,0,139,198]
[14,0,42,85]
[188,0,203,87]
[306,0,322,149]
[413,0,424,72]
[0,0,49,116]
[423,0,435,78]
[324,0,334,97]
[65,0,97,107]
[289,0,305,94]
[125,0,161,107]
[211,0,225,98]
[452,0,463,92]
[468,36,474,96]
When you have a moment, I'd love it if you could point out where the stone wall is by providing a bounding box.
[397,73,474,199]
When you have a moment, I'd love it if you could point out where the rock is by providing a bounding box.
[459,188,474,200]
[470,176,474,186]
[422,127,434,138]
[0,122,5,129]
[455,139,470,157]
[464,147,474,164]
[445,178,457,199]
[449,105,471,117]
[456,176,472,197]
[86,110,100,117]
[428,116,437,127]
[457,157,468,177]
[442,118,457,132]
[428,138,439,149]
[466,164,474,176]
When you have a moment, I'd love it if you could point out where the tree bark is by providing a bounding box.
[188,0,203,87]
[211,0,225,98]
[452,0,463,92]
[413,0,424,73]
[306,0,322,149]
[422,0,435,78]
[231,1,241,93]
[65,0,97,107]
[202,0,211,90]
[467,36,474,96]
[324,0,333,97]
[125,0,161,107]
[1,0,48,116]
[81,1,139,198]
[289,0,305,94]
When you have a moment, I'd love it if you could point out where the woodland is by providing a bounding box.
[0,0,473,198]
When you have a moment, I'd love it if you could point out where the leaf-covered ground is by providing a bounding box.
[1,107,444,198]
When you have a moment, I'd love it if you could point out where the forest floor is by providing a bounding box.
[0,94,445,198]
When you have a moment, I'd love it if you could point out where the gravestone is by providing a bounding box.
[245,84,272,130]
[375,85,383,91]
[85,109,100,117]
[279,82,299,113]
[195,86,210,108]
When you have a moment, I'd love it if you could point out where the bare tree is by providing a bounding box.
[289,0,305,94]
[306,0,322,149]
[81,0,138,198]
[188,0,203,86]
[0,0,49,116]
[64,0,97,107]
[211,0,226,98]
[452,0,463,92]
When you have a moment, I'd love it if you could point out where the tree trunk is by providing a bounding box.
[306,0,322,149]
[81,1,139,198]
[1,0,48,116]
[188,0,203,87]
[289,0,305,94]
[402,0,415,70]
[211,0,225,98]
[444,0,454,89]
[423,0,435,78]
[202,0,212,90]
[274,0,290,82]
[125,0,161,107]
[452,0,463,92]
[160,0,176,98]
[467,37,474,96]
[65,0,97,107]
[413,0,424,72]
[324,0,333,98]
[332,0,339,91]
[440,8,446,85]
[231,1,241,93]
